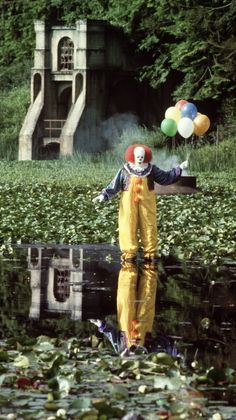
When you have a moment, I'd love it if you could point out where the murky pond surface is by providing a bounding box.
[1,244,236,418]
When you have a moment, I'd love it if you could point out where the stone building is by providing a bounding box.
[27,245,119,320]
[18,19,170,160]
[28,247,84,320]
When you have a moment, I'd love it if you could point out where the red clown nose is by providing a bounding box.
[125,144,152,163]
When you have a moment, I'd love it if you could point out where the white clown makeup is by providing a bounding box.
[134,146,145,166]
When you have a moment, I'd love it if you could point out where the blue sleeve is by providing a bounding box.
[101,169,123,200]
[99,321,126,354]
[152,165,182,185]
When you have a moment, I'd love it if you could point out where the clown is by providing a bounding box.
[93,144,187,261]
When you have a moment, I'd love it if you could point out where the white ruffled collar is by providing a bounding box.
[124,162,152,177]
[128,162,149,172]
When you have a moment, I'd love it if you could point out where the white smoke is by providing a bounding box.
[101,112,140,147]
[153,149,178,169]
[153,149,189,175]
[100,112,189,174]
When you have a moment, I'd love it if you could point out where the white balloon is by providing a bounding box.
[177,117,194,138]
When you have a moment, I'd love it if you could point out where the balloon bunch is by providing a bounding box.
[161,99,210,139]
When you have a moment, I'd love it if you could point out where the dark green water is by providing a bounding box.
[1,244,236,369]
[1,244,236,418]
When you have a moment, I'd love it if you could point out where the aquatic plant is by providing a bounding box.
[0,162,235,264]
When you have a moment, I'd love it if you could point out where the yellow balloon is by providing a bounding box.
[165,106,181,123]
[193,114,210,136]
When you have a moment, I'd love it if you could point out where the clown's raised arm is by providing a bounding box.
[151,164,182,185]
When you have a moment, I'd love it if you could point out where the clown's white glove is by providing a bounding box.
[92,194,105,203]
[89,319,103,328]
[179,160,188,170]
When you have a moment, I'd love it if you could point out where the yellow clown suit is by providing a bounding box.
[117,262,157,348]
[94,144,182,261]
[92,262,179,356]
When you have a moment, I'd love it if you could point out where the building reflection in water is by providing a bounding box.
[27,246,158,338]
[27,245,177,355]
[27,245,176,355]
[27,245,119,321]
[28,247,83,320]
[11,244,236,364]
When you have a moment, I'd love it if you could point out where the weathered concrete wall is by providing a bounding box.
[18,92,44,160]
[19,19,175,160]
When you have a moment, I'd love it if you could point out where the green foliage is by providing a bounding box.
[0,251,31,338]
[0,59,31,89]
[1,0,236,104]
[120,126,165,150]
[176,138,236,172]
[220,97,236,137]
[0,82,30,160]
[106,0,236,102]
[0,0,40,66]
[158,180,236,263]
[0,161,235,264]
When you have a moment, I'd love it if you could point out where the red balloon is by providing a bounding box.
[175,99,188,110]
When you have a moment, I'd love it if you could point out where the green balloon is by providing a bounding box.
[161,118,177,136]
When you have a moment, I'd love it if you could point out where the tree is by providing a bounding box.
[106,0,236,102]
[0,0,236,105]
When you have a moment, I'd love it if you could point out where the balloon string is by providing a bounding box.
[186,149,191,160]
[184,138,192,162]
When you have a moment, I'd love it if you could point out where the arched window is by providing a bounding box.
[29,247,39,267]
[58,37,74,71]
[54,269,70,302]
[75,73,83,101]
[33,73,41,100]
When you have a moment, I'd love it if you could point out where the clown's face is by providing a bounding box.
[134,146,145,166]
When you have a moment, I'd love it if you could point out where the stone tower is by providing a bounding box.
[19,19,150,160]
[28,247,83,320]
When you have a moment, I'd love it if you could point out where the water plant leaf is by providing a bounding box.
[110,383,129,399]
[154,376,182,390]
[0,167,234,264]
[0,351,9,362]
[71,397,92,410]
[13,355,30,368]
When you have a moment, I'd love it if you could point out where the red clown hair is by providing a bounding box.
[125,144,152,163]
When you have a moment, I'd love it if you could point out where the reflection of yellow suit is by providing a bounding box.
[119,176,157,260]
[117,262,157,348]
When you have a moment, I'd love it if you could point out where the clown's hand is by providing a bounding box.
[92,194,105,203]
[179,160,188,170]
[89,319,103,328]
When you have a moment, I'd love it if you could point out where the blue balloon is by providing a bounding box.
[181,102,198,120]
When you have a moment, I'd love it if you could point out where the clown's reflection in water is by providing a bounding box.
[90,262,180,357]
